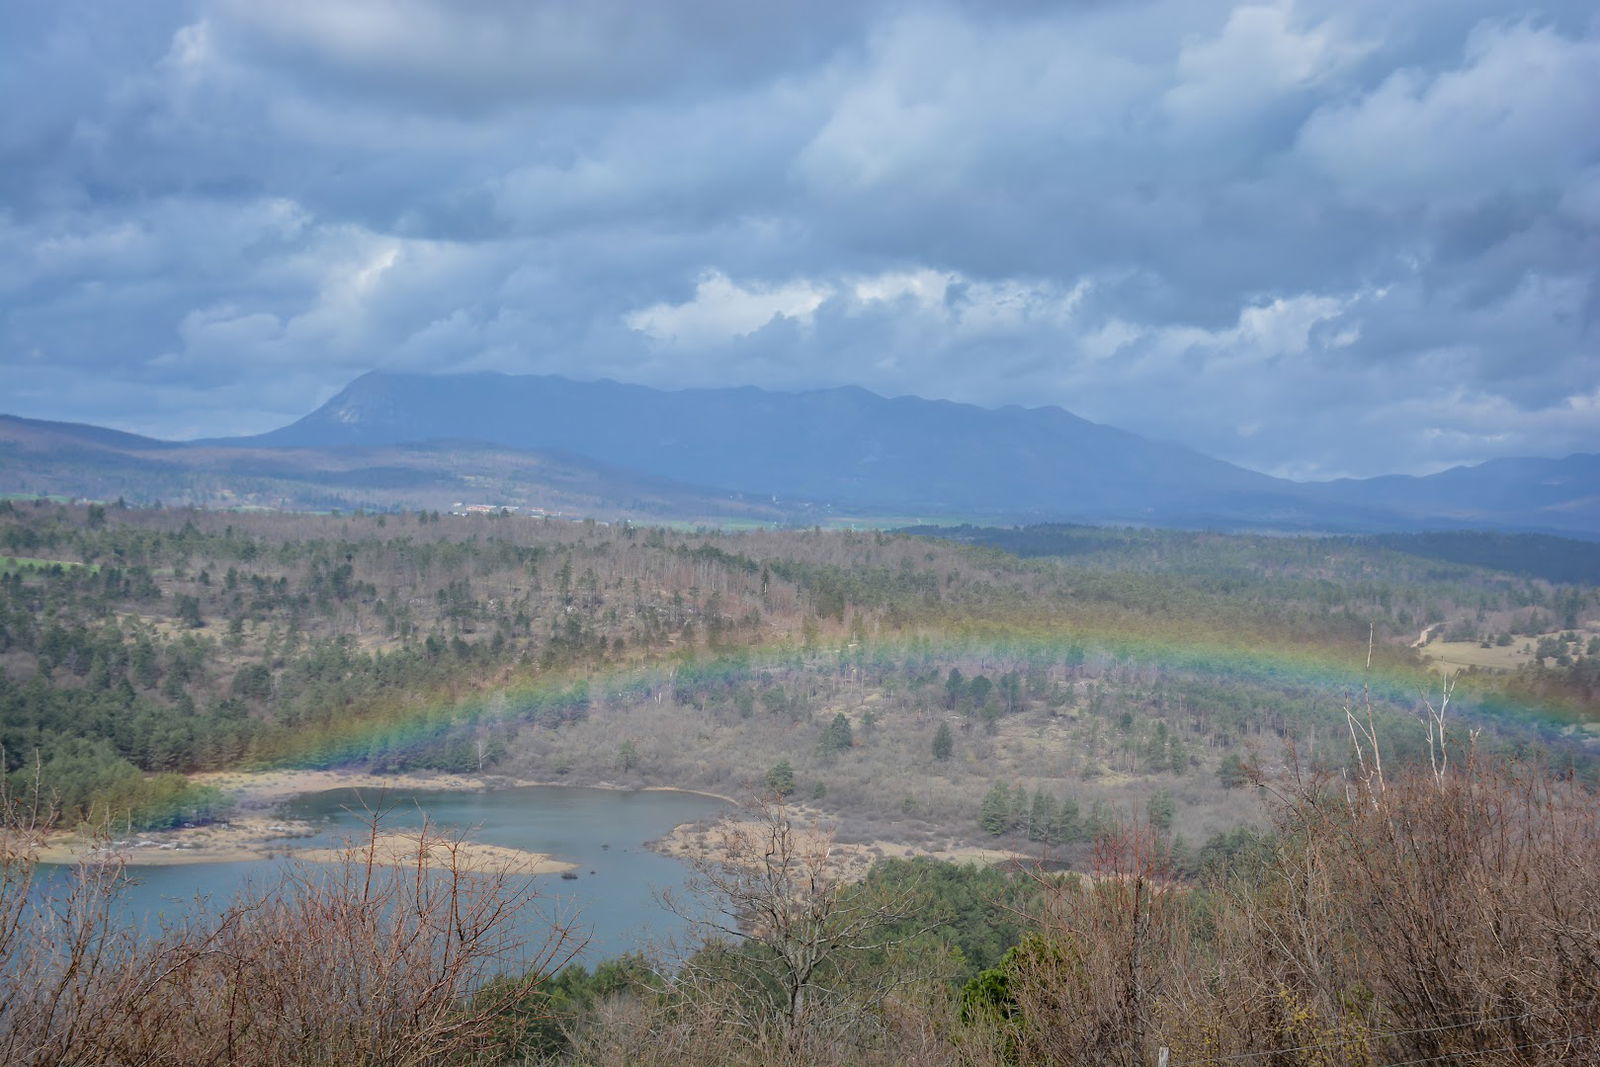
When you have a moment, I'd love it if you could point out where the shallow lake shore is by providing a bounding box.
[20,815,317,866]
[193,767,742,811]
[27,768,1013,875]
[190,767,536,809]
[23,769,739,868]
[651,813,1026,882]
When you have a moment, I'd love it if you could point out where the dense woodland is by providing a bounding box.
[2,500,1596,831]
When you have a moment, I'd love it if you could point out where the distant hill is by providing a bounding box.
[906,523,1600,585]
[220,371,1352,528]
[0,415,797,522]
[232,371,1280,520]
[0,414,184,453]
[1356,531,1600,586]
[6,372,1596,536]
[1300,454,1600,538]
[224,371,1598,535]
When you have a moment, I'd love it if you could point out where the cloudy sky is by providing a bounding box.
[3,0,1596,479]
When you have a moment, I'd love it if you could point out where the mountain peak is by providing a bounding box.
[236,371,1273,517]
[10,373,1597,534]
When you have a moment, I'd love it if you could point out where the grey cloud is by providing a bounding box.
[1295,21,1600,207]
[213,0,878,113]
[2,0,1596,480]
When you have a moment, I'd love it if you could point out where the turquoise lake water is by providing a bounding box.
[39,785,728,968]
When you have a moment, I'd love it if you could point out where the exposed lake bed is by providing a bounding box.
[24,771,1022,964]
[27,768,737,868]
[30,778,735,964]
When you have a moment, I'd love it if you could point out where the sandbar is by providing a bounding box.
[20,767,730,868]
[296,831,575,875]
[16,815,316,867]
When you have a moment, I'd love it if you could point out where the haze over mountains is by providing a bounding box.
[0,412,790,524]
[5,371,1597,536]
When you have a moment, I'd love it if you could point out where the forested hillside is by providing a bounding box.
[4,501,1595,834]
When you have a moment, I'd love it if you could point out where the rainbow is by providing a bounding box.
[260,621,1595,775]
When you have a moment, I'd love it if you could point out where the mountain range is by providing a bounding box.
[0,413,791,523]
[4,370,1596,536]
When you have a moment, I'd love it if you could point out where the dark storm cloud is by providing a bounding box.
[214,0,879,113]
[2,0,1595,477]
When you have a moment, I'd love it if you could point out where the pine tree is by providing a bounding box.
[177,595,204,629]
[979,702,1003,734]
[765,760,795,797]
[945,668,966,710]
[1028,789,1057,842]
[999,672,1023,714]
[1168,733,1189,775]
[969,675,994,713]
[819,712,854,755]
[1048,795,1081,845]
[1148,788,1175,832]
[1217,752,1249,789]
[1145,721,1171,770]
[1086,799,1114,841]
[979,782,1011,835]
[932,721,954,761]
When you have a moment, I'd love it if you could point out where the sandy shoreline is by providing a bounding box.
[653,815,1027,884]
[24,769,735,869]
[190,768,741,811]
[28,768,1008,878]
[188,767,537,810]
[20,815,318,867]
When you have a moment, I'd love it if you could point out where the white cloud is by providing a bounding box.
[625,271,833,348]
[1073,291,1357,378]
[1298,20,1600,204]
[797,9,1154,194]
[849,269,952,310]
[626,268,1092,352]
[1163,3,1368,127]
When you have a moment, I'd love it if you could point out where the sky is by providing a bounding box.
[2,1,1597,480]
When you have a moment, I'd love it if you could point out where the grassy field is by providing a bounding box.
[1421,627,1599,672]
[1421,639,1538,671]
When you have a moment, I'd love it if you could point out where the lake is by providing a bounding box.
[43,785,729,968]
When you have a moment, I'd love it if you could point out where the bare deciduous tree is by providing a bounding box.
[662,796,935,1060]
[1,791,581,1066]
